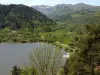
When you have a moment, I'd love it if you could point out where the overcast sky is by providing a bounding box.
[0,0,100,6]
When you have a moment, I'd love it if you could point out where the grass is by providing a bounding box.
[39,29,75,44]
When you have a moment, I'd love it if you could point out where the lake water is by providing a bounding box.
[0,42,66,75]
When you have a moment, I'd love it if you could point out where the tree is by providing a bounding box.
[64,24,100,75]
[11,65,22,75]
[29,44,63,75]
[82,24,100,75]
[22,66,37,75]
[43,26,52,32]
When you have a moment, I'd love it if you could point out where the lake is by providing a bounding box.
[0,42,67,75]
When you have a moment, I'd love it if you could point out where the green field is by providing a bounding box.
[39,30,75,44]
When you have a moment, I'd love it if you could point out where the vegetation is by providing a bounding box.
[0,29,74,46]
[0,3,99,75]
[29,44,63,75]
[33,3,100,32]
[0,4,56,30]
[11,65,22,75]
[64,24,100,75]
[33,3,100,23]
[11,44,63,75]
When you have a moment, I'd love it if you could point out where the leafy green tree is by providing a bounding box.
[22,66,38,75]
[64,24,100,75]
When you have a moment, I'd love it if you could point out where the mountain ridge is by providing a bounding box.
[32,3,100,13]
[32,3,100,24]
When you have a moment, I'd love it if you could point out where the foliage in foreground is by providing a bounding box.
[64,24,100,75]
[29,44,63,75]
[11,44,64,75]
[11,65,22,75]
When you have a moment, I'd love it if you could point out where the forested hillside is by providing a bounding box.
[0,4,56,30]
[0,4,57,43]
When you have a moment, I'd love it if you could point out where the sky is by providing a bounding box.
[0,0,100,6]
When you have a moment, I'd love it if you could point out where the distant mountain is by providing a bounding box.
[32,3,100,24]
[0,4,56,30]
[33,5,53,14]
[72,3,100,11]
[32,3,100,15]
[32,4,73,17]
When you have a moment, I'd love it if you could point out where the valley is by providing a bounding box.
[0,3,100,75]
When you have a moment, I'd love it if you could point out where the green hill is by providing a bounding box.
[0,4,56,30]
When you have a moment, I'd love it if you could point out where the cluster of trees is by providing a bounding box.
[0,29,71,44]
[11,65,37,75]
[64,24,100,75]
